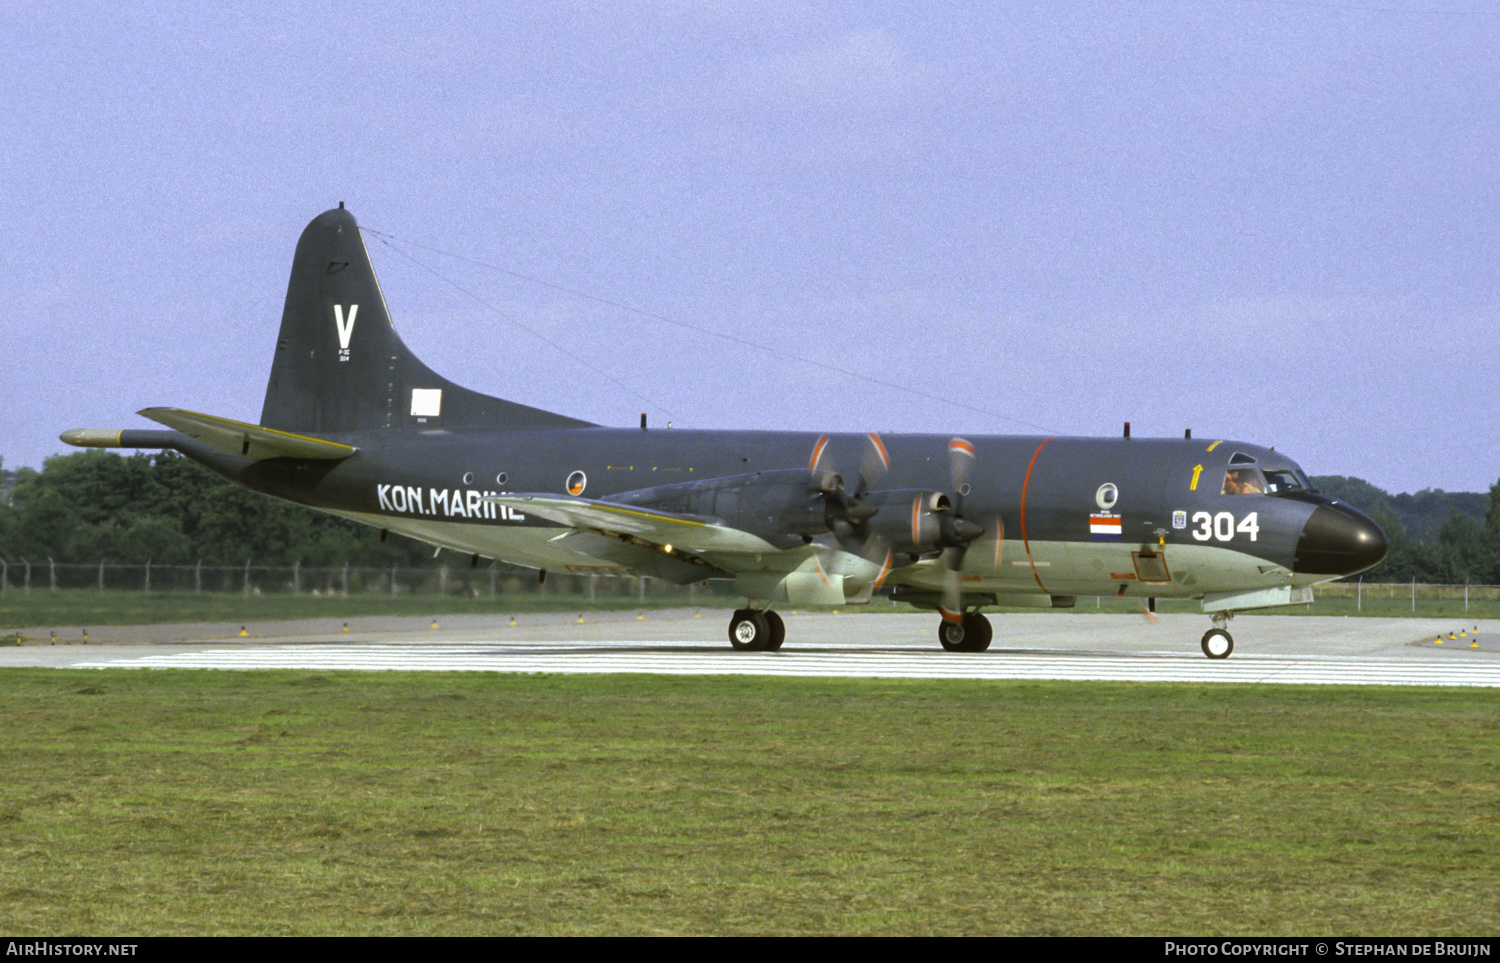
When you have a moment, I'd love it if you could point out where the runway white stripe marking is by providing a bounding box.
[73,640,1500,686]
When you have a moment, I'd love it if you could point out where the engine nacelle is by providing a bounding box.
[859,490,954,556]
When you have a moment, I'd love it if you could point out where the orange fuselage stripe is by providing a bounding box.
[1019,436,1055,594]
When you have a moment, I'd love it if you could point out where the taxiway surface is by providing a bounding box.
[5,610,1498,686]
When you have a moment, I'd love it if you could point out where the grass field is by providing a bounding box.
[0,670,1495,935]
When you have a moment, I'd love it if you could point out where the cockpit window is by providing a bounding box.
[1223,466,1312,495]
[1261,468,1311,493]
[1221,468,1264,495]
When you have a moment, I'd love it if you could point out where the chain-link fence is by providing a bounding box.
[0,557,735,603]
[3,559,1496,614]
[1312,579,1500,614]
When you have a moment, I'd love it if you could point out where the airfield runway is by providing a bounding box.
[6,610,1500,686]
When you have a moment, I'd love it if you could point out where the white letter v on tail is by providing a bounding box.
[334,304,359,350]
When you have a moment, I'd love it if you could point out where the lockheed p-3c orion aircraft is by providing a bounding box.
[62,206,1388,658]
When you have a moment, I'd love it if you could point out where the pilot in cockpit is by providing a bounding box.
[1221,468,1265,495]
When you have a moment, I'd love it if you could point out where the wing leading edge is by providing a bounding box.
[487,493,786,584]
[486,494,780,555]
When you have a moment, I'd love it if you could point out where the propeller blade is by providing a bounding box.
[809,434,840,492]
[869,541,894,591]
[948,437,975,501]
[857,432,890,495]
[809,434,829,475]
[940,562,963,623]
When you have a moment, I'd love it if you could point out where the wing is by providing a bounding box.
[486,493,780,584]
[487,494,779,554]
[487,452,926,600]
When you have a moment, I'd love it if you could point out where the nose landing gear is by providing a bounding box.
[1201,612,1234,659]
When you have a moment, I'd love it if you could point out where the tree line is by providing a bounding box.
[1313,476,1500,585]
[0,450,429,569]
[1,450,1497,584]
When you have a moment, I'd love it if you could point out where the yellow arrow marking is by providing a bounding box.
[1191,464,1203,491]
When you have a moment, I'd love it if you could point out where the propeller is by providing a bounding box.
[802,434,986,606]
[809,433,888,524]
[807,433,895,592]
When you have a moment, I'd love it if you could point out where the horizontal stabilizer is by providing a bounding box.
[138,408,358,461]
[486,494,779,555]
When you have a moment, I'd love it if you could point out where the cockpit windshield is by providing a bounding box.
[1221,468,1264,495]
[1221,463,1313,496]
[1219,451,1314,495]
[1261,467,1313,493]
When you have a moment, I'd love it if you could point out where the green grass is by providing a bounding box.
[0,670,1495,935]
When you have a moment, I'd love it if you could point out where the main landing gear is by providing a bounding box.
[727,608,997,653]
[1200,612,1234,659]
[938,612,992,652]
[728,608,785,652]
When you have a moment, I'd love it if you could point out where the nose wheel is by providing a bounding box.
[1200,612,1234,659]
[1201,628,1233,659]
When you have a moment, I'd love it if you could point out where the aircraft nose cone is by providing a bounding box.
[1292,503,1388,577]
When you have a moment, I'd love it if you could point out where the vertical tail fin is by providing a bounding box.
[259,206,593,434]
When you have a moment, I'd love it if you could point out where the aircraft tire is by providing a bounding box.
[940,614,992,652]
[1201,628,1234,660]
[729,609,772,652]
[963,612,993,652]
[939,618,967,651]
[763,610,786,651]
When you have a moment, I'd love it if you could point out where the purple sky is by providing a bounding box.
[4,2,1496,495]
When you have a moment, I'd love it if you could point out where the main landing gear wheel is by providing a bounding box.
[729,609,783,652]
[938,612,992,653]
[1201,628,1234,660]
[762,610,786,651]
